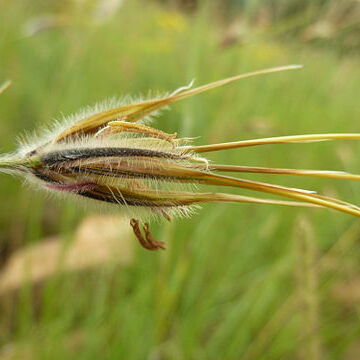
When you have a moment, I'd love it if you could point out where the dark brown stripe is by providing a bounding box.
[77,188,182,208]
[32,170,62,184]
[77,189,150,206]
[42,147,185,165]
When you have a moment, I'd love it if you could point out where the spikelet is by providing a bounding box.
[0,67,359,251]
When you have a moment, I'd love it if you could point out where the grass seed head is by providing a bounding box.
[0,66,359,250]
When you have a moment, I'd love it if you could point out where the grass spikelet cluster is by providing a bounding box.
[0,66,359,250]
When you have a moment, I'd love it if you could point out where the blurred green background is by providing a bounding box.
[0,0,360,359]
